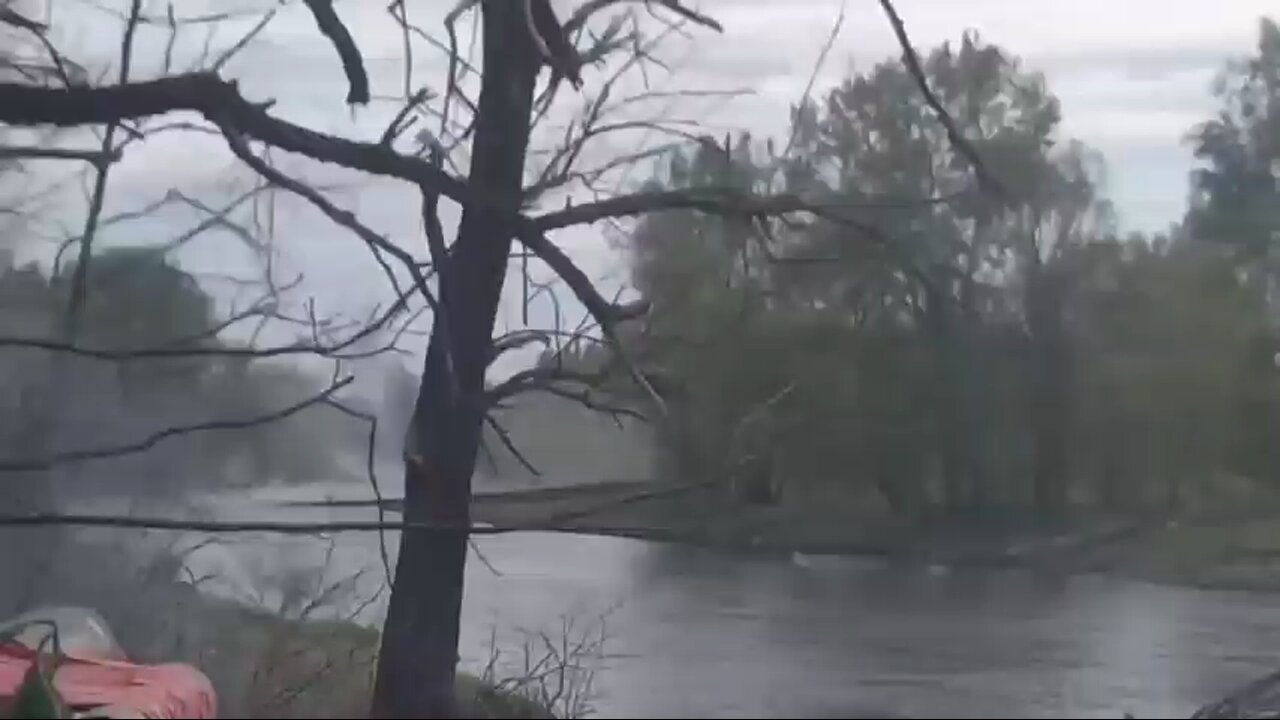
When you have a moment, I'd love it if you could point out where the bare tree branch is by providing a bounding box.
[489,329,554,365]
[516,227,647,329]
[77,0,265,27]
[161,2,179,74]
[0,477,710,533]
[0,74,453,186]
[0,2,45,32]
[0,376,354,472]
[483,413,542,477]
[532,6,688,132]
[0,41,936,427]
[53,185,266,275]
[211,5,280,72]
[65,0,143,341]
[166,188,270,256]
[0,145,118,164]
[301,0,370,105]
[0,292,415,362]
[218,126,437,323]
[2,72,835,410]
[387,0,414,98]
[513,225,664,415]
[417,176,461,406]
[533,186,953,231]
[488,365,604,404]
[779,0,844,161]
[876,0,1008,201]
[381,87,435,146]
[564,0,723,36]
[0,2,77,86]
[0,513,485,534]
[486,362,646,424]
[321,396,393,582]
[440,0,482,147]
[1,76,905,251]
[524,0,583,89]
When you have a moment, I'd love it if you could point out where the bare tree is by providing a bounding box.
[0,0,993,717]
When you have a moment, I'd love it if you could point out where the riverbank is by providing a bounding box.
[194,601,555,719]
[71,583,558,719]
[462,480,1280,593]
[1090,514,1280,592]
[28,497,1280,720]
[12,530,567,719]
[149,524,1274,720]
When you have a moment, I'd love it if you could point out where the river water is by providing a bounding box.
[159,484,1280,718]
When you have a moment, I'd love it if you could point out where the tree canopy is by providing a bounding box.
[578,22,1280,527]
[0,246,361,497]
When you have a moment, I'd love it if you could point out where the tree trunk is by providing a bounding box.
[923,279,976,518]
[370,4,538,717]
[1028,267,1070,523]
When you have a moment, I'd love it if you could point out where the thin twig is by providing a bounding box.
[483,413,542,477]
[65,0,143,341]
[380,87,433,146]
[162,3,178,74]
[319,397,393,583]
[388,0,413,98]
[211,6,280,72]
[779,0,844,161]
[441,0,481,144]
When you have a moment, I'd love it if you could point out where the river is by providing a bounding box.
[160,484,1280,718]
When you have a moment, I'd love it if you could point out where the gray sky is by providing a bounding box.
[8,0,1277,379]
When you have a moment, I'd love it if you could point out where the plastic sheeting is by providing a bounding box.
[8,607,125,662]
[0,607,216,719]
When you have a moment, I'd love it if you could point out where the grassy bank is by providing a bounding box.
[10,532,575,719]
[95,585,558,719]
[11,492,1274,720]
[208,605,556,719]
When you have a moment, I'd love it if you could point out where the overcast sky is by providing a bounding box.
[8,0,1277,380]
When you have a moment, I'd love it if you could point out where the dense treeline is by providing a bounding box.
[0,245,364,502]
[549,20,1280,527]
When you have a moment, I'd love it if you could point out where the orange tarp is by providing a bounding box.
[0,644,216,718]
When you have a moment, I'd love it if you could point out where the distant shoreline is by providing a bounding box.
[275,479,1280,593]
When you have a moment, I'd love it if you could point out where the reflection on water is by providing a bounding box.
[177,490,1280,719]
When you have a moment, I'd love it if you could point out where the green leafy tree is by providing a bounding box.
[779,32,1102,518]
[630,32,1111,520]
[1186,17,1280,298]
[56,247,219,391]
[1181,15,1280,494]
[1069,233,1270,511]
[0,247,354,493]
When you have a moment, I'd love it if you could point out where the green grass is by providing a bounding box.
[99,588,558,719]
[219,607,558,718]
